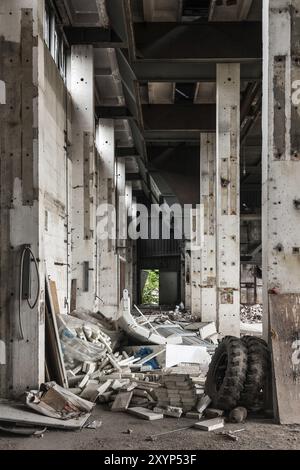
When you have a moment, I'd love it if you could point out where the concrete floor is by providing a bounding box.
[0,405,299,451]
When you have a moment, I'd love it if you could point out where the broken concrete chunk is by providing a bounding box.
[78,373,90,389]
[80,383,101,402]
[186,411,202,420]
[111,391,133,412]
[98,391,113,403]
[68,388,82,396]
[68,375,85,388]
[164,406,183,418]
[127,407,164,420]
[196,394,212,413]
[194,418,224,431]
[204,408,224,419]
[82,361,97,374]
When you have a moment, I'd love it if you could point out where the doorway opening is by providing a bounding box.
[141,269,159,306]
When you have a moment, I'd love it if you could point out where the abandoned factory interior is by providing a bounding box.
[0,0,300,453]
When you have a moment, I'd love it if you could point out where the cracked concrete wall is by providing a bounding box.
[0,0,71,397]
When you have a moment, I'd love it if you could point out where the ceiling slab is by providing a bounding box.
[134,22,262,61]
[148,82,175,104]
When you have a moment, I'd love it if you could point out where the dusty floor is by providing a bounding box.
[0,405,299,450]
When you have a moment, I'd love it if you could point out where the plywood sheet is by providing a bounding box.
[269,294,300,424]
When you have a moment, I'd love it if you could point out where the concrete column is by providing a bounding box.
[184,248,192,310]
[262,2,300,333]
[190,208,201,317]
[125,183,133,297]
[70,45,96,311]
[216,64,240,337]
[131,197,138,304]
[0,0,44,397]
[200,133,217,322]
[116,159,127,254]
[96,119,119,318]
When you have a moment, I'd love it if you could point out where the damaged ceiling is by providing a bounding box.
[53,0,262,210]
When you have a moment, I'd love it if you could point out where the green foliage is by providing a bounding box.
[142,270,159,305]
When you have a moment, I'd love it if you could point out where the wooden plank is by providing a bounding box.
[45,275,68,388]
[0,401,90,430]
[49,280,60,315]
[269,294,300,424]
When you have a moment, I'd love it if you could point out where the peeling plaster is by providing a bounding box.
[10,178,38,247]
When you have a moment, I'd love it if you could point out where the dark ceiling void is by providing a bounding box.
[148,145,201,206]
[174,83,196,103]
[142,104,216,131]
[182,0,210,20]
[133,22,262,61]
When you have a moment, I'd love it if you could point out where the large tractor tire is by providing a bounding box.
[205,336,248,410]
[239,336,271,411]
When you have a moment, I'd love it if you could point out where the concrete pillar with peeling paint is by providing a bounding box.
[262,1,300,336]
[70,45,96,311]
[216,63,241,337]
[200,133,217,323]
[190,207,202,317]
[0,0,44,397]
[96,119,119,318]
[125,182,134,298]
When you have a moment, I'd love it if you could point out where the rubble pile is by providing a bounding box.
[54,309,214,419]
[240,304,263,324]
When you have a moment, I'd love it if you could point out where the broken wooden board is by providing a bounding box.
[194,418,224,431]
[0,401,90,430]
[269,294,300,424]
[127,407,164,420]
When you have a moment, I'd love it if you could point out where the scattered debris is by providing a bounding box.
[0,400,90,430]
[26,382,94,420]
[219,428,245,441]
[0,424,47,437]
[84,420,102,429]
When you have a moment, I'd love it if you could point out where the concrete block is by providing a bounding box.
[194,418,224,431]
[196,394,212,413]
[186,411,202,420]
[80,383,101,402]
[204,408,224,419]
[127,407,164,420]
[164,406,183,418]
[78,374,90,389]
[97,380,113,396]
[111,391,133,411]
[82,361,97,374]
